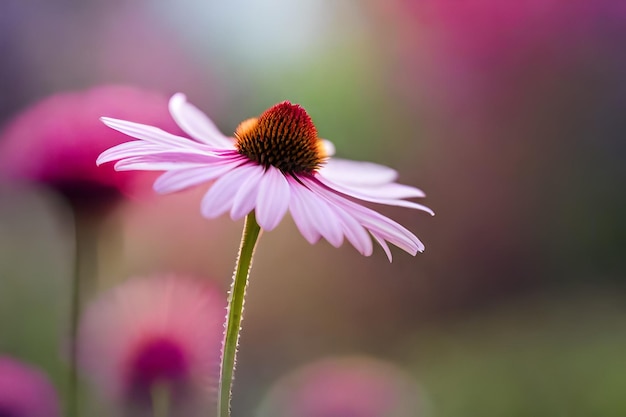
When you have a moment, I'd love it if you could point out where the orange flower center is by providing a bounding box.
[234,101,325,174]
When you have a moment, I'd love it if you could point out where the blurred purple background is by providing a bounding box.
[1,1,625,416]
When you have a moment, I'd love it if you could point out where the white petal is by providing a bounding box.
[288,178,343,247]
[316,175,434,216]
[101,117,205,150]
[200,165,255,218]
[255,167,290,231]
[168,93,234,148]
[230,165,265,220]
[154,161,243,194]
[319,158,398,186]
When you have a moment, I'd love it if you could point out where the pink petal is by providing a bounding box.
[288,178,344,247]
[357,211,424,255]
[370,232,393,262]
[319,158,398,186]
[154,160,244,194]
[200,165,254,219]
[326,181,426,199]
[330,204,374,256]
[230,164,265,220]
[97,142,169,165]
[111,151,225,171]
[101,117,206,150]
[304,178,424,257]
[315,175,434,216]
[287,179,322,245]
[255,167,291,231]
[168,93,235,149]
[115,160,203,172]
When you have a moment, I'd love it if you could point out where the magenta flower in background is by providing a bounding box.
[0,85,182,204]
[257,356,424,417]
[0,356,60,417]
[0,85,189,417]
[97,94,433,261]
[77,275,225,413]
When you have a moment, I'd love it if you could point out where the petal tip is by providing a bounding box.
[100,116,114,127]
[170,92,187,104]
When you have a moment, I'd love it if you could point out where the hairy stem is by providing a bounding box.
[217,212,261,417]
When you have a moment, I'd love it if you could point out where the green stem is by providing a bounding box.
[217,212,262,417]
[68,210,99,417]
[151,383,170,417]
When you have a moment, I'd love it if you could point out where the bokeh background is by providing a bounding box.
[1,0,625,416]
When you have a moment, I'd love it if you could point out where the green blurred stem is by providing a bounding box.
[217,212,261,417]
[68,210,99,417]
[151,383,170,417]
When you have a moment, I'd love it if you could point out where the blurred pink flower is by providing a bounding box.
[0,356,60,417]
[0,85,182,205]
[97,94,433,261]
[257,356,424,417]
[77,275,225,412]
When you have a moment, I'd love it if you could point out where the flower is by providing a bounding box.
[0,85,182,205]
[77,275,225,413]
[97,94,433,261]
[256,356,424,417]
[0,356,60,417]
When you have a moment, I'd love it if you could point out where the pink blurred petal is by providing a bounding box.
[77,275,225,408]
[0,356,60,417]
[258,356,424,417]
[0,85,182,200]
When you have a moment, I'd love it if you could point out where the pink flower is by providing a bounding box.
[97,94,433,260]
[0,85,182,204]
[0,356,60,417]
[257,356,424,417]
[77,275,225,412]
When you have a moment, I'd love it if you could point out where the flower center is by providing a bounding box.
[234,101,325,174]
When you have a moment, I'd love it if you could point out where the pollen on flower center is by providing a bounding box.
[234,101,325,174]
